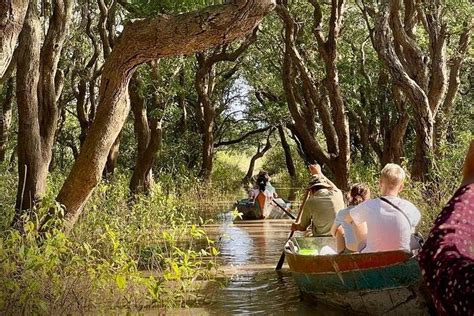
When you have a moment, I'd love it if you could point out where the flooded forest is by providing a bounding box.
[0,0,473,314]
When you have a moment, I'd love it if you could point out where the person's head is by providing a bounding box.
[379,163,406,195]
[348,183,371,206]
[308,175,332,195]
[256,170,269,192]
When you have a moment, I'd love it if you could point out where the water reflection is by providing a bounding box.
[183,214,345,315]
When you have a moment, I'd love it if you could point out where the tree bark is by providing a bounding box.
[129,71,164,195]
[364,0,469,181]
[55,0,275,231]
[74,0,100,146]
[434,24,472,150]
[0,77,14,161]
[242,135,272,184]
[277,124,296,182]
[13,0,72,225]
[0,0,28,78]
[277,1,350,190]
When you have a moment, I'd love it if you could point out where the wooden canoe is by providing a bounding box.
[284,237,430,314]
[234,198,292,220]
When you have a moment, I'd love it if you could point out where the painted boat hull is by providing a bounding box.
[235,198,292,220]
[285,237,430,314]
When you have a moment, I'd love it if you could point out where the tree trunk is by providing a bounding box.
[411,122,434,180]
[55,0,275,231]
[129,73,161,195]
[130,119,162,194]
[103,133,121,177]
[277,124,296,182]
[13,0,72,226]
[194,30,257,181]
[0,77,14,161]
[198,121,215,181]
[0,0,28,78]
[242,137,272,184]
[365,0,468,181]
[278,2,350,191]
[15,3,44,214]
[178,69,188,132]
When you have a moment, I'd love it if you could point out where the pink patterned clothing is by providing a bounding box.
[418,183,474,315]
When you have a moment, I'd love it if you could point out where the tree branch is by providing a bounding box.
[215,125,272,148]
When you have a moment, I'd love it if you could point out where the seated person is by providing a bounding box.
[345,163,421,253]
[249,170,276,218]
[331,183,370,253]
[291,165,345,236]
[418,140,474,315]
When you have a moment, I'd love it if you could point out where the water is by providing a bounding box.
[174,213,344,315]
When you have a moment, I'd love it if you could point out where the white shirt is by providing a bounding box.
[350,196,421,253]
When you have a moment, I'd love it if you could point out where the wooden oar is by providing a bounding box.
[271,200,296,220]
[275,189,310,271]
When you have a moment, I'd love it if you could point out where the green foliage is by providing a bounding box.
[261,145,307,186]
[126,0,228,16]
[349,133,472,235]
[0,170,221,314]
[211,152,246,193]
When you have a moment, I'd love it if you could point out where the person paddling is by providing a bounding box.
[291,164,345,236]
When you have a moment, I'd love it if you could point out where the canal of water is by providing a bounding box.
[168,211,345,315]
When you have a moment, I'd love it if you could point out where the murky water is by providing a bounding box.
[174,212,344,315]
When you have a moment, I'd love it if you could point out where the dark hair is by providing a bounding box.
[256,174,268,192]
[348,183,370,206]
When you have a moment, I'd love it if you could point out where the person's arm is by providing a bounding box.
[291,197,312,232]
[309,164,338,190]
[330,222,340,237]
[349,220,367,247]
[346,205,368,247]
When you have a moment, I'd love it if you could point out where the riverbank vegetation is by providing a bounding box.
[1,0,472,313]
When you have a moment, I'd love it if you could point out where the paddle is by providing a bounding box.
[275,189,310,271]
[272,200,296,220]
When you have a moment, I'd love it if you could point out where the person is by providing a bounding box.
[249,170,277,218]
[344,163,421,253]
[291,164,345,236]
[330,184,370,253]
[418,140,474,315]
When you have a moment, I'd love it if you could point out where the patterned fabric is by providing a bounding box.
[418,183,474,315]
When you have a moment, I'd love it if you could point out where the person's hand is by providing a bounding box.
[309,164,321,175]
[291,223,299,232]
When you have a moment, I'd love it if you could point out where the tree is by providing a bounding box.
[0,0,28,78]
[194,30,257,180]
[242,129,273,184]
[276,0,351,190]
[13,0,73,225]
[361,0,473,180]
[129,60,182,194]
[277,124,297,182]
[54,0,276,231]
[0,77,14,161]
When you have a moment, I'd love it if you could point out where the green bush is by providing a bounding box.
[0,171,220,314]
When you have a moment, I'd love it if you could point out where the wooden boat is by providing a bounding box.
[284,237,430,314]
[234,197,292,220]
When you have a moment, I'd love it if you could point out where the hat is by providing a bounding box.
[307,175,332,190]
